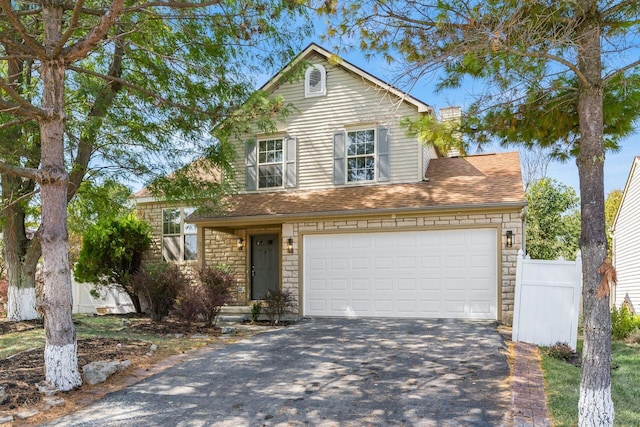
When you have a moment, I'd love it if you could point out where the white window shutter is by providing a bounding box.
[285,137,297,188]
[377,128,390,181]
[333,132,346,184]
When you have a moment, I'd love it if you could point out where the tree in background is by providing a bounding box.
[519,147,553,191]
[74,215,151,314]
[324,1,640,423]
[0,1,309,390]
[604,190,623,255]
[67,180,133,263]
[526,178,581,260]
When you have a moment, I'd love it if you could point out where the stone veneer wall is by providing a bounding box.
[138,201,523,323]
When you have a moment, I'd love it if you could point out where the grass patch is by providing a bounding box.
[0,328,46,359]
[542,341,640,426]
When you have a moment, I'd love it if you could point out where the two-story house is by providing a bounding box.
[135,44,526,324]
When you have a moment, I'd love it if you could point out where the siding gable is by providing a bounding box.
[233,51,431,191]
[613,157,640,310]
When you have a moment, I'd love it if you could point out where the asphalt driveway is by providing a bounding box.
[46,318,512,426]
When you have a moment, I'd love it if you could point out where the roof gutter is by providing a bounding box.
[188,201,527,228]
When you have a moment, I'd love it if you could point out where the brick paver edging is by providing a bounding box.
[512,342,553,427]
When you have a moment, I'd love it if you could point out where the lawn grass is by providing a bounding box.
[542,341,640,427]
[0,315,221,360]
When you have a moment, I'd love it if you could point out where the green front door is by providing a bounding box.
[250,234,279,300]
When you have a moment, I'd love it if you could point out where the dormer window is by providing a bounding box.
[305,64,326,98]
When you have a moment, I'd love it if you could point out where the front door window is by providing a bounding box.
[251,234,279,300]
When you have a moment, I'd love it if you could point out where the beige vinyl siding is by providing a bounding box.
[233,53,428,191]
[613,158,640,310]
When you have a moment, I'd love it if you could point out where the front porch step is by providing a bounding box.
[218,306,250,323]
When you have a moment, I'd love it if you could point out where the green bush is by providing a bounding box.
[197,266,235,327]
[611,305,640,340]
[131,263,187,322]
[74,215,152,313]
[251,302,262,322]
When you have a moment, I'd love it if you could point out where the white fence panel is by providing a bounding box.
[513,249,582,350]
[72,280,135,315]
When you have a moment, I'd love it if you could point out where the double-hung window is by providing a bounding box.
[258,138,283,188]
[162,207,197,262]
[245,137,297,190]
[333,127,390,185]
[347,129,376,182]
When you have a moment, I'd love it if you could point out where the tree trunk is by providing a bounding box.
[39,5,81,391]
[3,182,40,321]
[2,41,40,321]
[576,2,613,425]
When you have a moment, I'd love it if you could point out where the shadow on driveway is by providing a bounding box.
[45,318,512,426]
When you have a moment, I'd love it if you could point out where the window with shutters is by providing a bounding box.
[162,207,197,262]
[347,129,375,182]
[258,138,283,188]
[334,127,389,185]
[304,64,326,98]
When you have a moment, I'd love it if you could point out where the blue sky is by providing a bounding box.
[321,45,638,195]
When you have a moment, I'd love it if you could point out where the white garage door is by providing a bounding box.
[303,228,497,319]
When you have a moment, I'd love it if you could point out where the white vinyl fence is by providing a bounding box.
[512,249,582,350]
[72,279,135,315]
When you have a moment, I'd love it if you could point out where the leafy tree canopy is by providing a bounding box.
[526,178,581,260]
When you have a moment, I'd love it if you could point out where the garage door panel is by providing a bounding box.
[308,279,326,291]
[470,301,493,314]
[374,257,393,269]
[304,229,497,319]
[398,278,417,291]
[352,258,370,269]
[398,256,416,269]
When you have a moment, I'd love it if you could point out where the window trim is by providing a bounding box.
[304,64,326,98]
[162,207,197,262]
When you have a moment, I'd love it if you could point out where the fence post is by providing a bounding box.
[512,249,525,342]
[570,250,582,349]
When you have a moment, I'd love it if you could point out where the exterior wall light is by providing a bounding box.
[287,238,294,254]
[237,237,244,251]
[506,230,513,248]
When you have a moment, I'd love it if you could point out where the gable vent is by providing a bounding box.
[308,69,322,93]
[305,64,326,98]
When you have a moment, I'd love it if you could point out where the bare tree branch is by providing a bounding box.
[601,0,640,18]
[0,160,40,181]
[62,0,125,62]
[0,188,40,216]
[0,0,46,57]
[55,0,86,57]
[604,58,640,84]
[122,0,223,13]
[0,117,33,130]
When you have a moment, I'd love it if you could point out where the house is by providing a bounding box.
[135,44,526,324]
[612,156,640,313]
